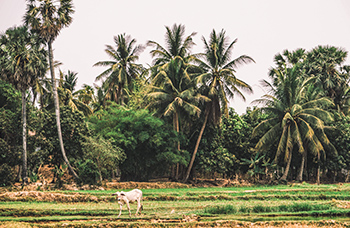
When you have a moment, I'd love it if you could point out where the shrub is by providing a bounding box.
[0,164,16,186]
[77,159,100,185]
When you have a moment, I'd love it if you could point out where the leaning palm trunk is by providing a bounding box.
[21,91,28,185]
[184,108,209,182]
[280,149,293,181]
[48,40,79,180]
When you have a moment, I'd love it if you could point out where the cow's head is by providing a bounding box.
[112,191,125,201]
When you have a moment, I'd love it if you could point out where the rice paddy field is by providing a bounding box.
[1,182,350,227]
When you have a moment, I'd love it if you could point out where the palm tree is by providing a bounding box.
[268,49,306,87]
[146,58,204,180]
[75,84,95,106]
[24,0,79,180]
[252,63,336,182]
[91,84,106,112]
[184,29,254,182]
[147,24,197,67]
[32,60,63,109]
[271,49,306,69]
[146,24,200,179]
[94,34,144,105]
[58,70,93,116]
[61,70,77,92]
[305,46,349,105]
[0,26,47,184]
[336,71,350,116]
[146,57,202,144]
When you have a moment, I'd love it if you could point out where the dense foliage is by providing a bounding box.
[0,81,21,185]
[88,105,180,181]
[1,6,350,185]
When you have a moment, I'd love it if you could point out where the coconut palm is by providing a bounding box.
[146,24,201,180]
[91,84,106,112]
[184,29,254,182]
[147,24,197,67]
[75,84,95,105]
[24,0,79,180]
[269,49,306,87]
[0,25,47,184]
[94,34,144,105]
[146,24,199,125]
[57,70,93,116]
[146,57,204,180]
[252,63,336,182]
[146,57,202,141]
[61,70,77,92]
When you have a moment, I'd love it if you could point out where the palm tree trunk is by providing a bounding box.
[184,109,209,182]
[174,110,180,151]
[297,149,307,182]
[32,88,37,107]
[48,40,79,180]
[280,149,293,181]
[317,165,320,185]
[296,153,305,182]
[174,110,180,180]
[21,90,28,185]
[99,171,103,183]
[345,170,350,182]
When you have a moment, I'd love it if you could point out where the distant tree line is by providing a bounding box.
[0,0,350,186]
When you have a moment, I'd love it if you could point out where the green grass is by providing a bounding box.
[203,202,333,214]
[1,183,350,227]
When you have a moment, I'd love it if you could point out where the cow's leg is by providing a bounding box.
[117,204,122,218]
[126,201,131,217]
[135,199,141,216]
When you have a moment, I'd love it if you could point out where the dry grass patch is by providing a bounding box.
[0,222,34,228]
[106,181,190,189]
[0,191,99,202]
[334,199,350,209]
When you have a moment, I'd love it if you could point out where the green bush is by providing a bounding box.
[88,105,179,181]
[0,164,16,186]
[77,159,100,185]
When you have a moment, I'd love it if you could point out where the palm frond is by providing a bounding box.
[255,123,281,151]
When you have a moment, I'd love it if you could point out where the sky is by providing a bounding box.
[1,0,350,114]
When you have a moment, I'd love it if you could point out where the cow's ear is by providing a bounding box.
[112,192,119,196]
[120,193,126,196]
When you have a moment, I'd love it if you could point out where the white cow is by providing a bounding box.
[112,189,143,217]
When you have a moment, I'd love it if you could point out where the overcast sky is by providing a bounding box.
[1,0,350,114]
